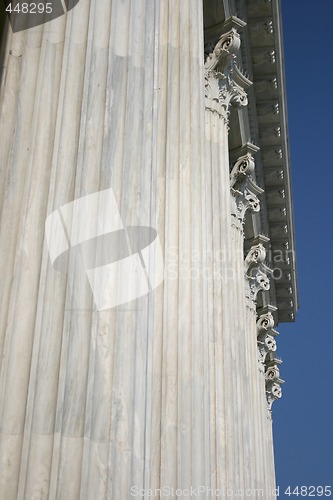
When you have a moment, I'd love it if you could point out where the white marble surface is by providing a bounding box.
[0,1,276,498]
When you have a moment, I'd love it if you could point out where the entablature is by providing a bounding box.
[242,0,298,323]
[203,0,298,324]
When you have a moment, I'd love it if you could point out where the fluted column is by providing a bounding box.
[0,3,280,499]
[157,0,210,494]
[230,151,260,495]
[229,146,279,498]
[0,0,211,498]
[204,25,257,497]
[244,243,276,495]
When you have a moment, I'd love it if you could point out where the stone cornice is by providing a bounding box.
[243,0,298,323]
[204,15,247,45]
[203,1,298,323]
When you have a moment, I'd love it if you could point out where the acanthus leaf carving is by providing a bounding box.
[230,153,264,224]
[256,311,275,332]
[245,244,267,272]
[265,356,284,411]
[256,306,285,411]
[256,312,278,368]
[204,28,250,123]
[230,153,255,186]
[204,28,241,72]
[244,244,271,301]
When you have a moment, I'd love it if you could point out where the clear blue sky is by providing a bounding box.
[273,0,333,496]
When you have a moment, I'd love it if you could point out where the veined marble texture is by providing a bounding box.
[0,1,277,498]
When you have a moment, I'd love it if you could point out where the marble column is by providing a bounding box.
[228,146,278,496]
[204,23,277,496]
[0,2,278,499]
[204,26,279,489]
[244,242,276,495]
[0,0,212,498]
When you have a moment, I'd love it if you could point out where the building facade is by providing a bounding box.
[0,0,298,498]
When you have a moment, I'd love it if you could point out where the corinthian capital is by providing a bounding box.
[230,153,264,223]
[256,311,275,332]
[245,243,266,268]
[256,312,278,367]
[204,28,251,123]
[265,357,284,411]
[244,244,271,301]
[205,29,241,73]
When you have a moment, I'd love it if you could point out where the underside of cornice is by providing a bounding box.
[203,0,298,324]
[244,0,298,323]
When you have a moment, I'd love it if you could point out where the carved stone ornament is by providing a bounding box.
[265,357,284,410]
[244,244,271,300]
[204,28,251,124]
[262,147,283,161]
[260,125,281,139]
[256,307,284,410]
[251,20,274,37]
[255,77,278,93]
[230,153,264,223]
[253,49,276,66]
[256,311,275,331]
[256,312,278,367]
